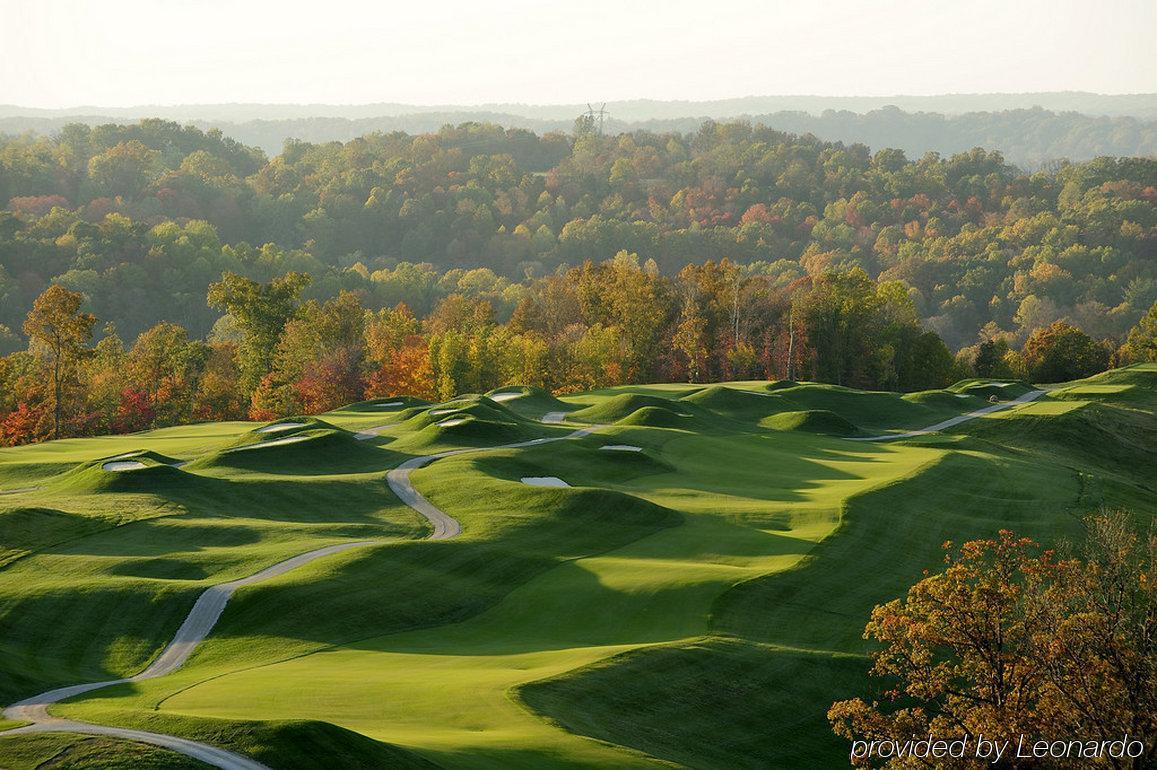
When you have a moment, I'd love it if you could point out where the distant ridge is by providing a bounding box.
[2,91,1155,121]
[3,102,1152,169]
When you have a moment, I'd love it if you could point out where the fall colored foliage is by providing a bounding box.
[829,512,1155,768]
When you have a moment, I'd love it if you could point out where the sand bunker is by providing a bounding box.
[429,408,458,416]
[103,460,147,471]
[489,392,523,402]
[256,422,306,433]
[230,435,311,451]
[438,418,468,427]
[600,444,643,452]
[370,401,404,408]
[521,476,570,487]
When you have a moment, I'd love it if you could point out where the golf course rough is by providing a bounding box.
[0,367,1152,769]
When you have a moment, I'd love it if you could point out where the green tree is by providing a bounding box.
[973,338,1015,378]
[798,268,883,388]
[128,322,207,423]
[86,140,161,199]
[206,272,311,393]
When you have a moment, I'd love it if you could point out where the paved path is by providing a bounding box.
[849,389,1047,441]
[1,413,600,768]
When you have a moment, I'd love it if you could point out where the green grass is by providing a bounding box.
[760,409,860,436]
[0,733,211,769]
[0,367,1152,768]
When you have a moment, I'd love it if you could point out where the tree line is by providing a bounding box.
[0,119,1153,359]
[2,259,1153,446]
[3,105,1152,168]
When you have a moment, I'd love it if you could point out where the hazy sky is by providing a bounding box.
[2,0,1154,108]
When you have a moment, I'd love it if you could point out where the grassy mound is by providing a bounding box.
[27,713,438,770]
[471,440,674,486]
[0,733,209,769]
[570,393,692,423]
[949,378,1035,400]
[518,637,861,770]
[418,414,534,447]
[0,506,108,568]
[484,385,570,414]
[405,396,533,429]
[46,450,190,495]
[680,385,787,420]
[338,395,430,413]
[189,425,387,474]
[761,409,859,436]
[393,396,543,448]
[1048,364,1155,407]
[764,379,799,391]
[902,389,985,410]
[229,416,342,445]
[616,405,698,428]
[760,382,986,431]
[969,399,1156,472]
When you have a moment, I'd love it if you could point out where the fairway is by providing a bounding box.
[1,368,1153,768]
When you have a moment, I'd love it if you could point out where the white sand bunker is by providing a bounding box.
[489,392,523,402]
[438,418,468,427]
[429,408,459,416]
[370,401,404,408]
[600,444,643,452]
[231,435,311,451]
[256,422,306,433]
[103,460,146,471]
[521,476,570,487]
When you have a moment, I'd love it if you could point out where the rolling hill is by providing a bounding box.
[0,366,1152,768]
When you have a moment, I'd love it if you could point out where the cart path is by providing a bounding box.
[849,389,1047,441]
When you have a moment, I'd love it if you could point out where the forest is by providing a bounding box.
[0,118,1153,444]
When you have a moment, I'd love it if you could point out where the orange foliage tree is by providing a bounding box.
[829,513,1155,768]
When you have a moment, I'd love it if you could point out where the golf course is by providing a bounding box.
[0,366,1153,769]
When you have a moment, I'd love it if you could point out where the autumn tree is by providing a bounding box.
[576,252,674,382]
[206,272,311,394]
[364,303,435,400]
[128,322,207,424]
[829,513,1155,769]
[1118,301,1157,364]
[1023,321,1112,383]
[23,285,96,438]
[673,292,709,382]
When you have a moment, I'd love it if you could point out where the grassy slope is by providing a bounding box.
[0,407,434,765]
[56,388,943,767]
[0,733,210,769]
[0,370,1151,768]
[519,367,1155,768]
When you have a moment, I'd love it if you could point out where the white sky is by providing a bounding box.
[1,0,1154,108]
